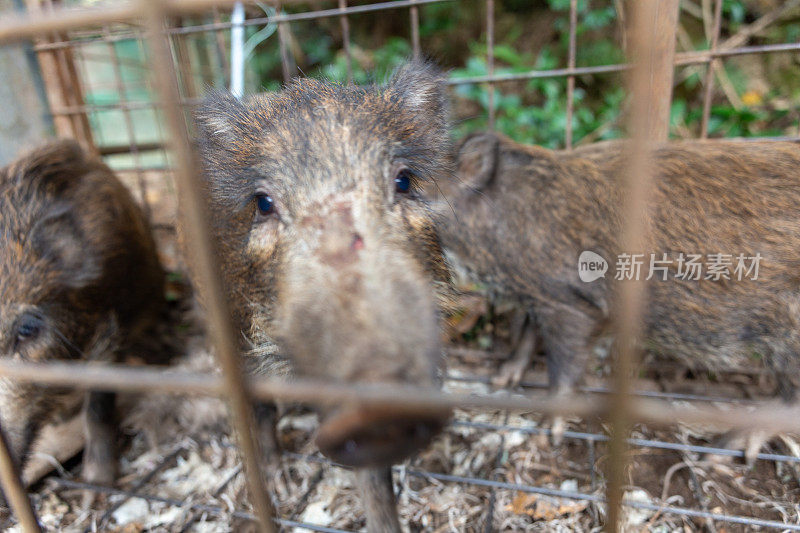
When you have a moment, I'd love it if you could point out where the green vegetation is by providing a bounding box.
[245,0,799,147]
[77,0,800,169]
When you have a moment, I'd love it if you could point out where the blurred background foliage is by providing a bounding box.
[243,0,800,148]
[73,0,800,166]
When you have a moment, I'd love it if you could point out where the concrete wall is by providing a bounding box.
[0,0,52,165]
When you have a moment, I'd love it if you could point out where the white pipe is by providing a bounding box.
[230,2,245,98]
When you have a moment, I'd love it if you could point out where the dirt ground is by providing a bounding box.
[6,302,799,532]
[5,170,800,532]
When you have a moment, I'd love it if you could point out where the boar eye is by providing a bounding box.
[394,169,412,194]
[15,314,43,344]
[255,193,276,218]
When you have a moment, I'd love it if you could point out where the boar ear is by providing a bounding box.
[6,140,88,192]
[32,203,102,289]
[456,132,500,191]
[388,60,449,120]
[194,90,250,147]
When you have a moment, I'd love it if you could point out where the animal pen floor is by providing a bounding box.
[4,170,800,532]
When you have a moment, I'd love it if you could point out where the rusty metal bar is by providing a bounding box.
[564,0,577,148]
[137,1,277,531]
[170,0,450,34]
[211,7,230,86]
[104,28,152,221]
[0,421,41,532]
[276,3,292,84]
[20,0,451,50]
[48,98,203,116]
[485,0,494,129]
[448,42,800,85]
[3,360,800,434]
[0,2,140,43]
[0,0,452,44]
[338,0,352,84]
[171,16,199,99]
[605,1,679,532]
[410,0,420,60]
[25,0,95,151]
[700,0,723,138]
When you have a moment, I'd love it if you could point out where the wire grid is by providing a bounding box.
[0,1,799,531]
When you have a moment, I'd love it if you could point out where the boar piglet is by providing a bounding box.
[437,131,800,443]
[194,62,454,532]
[0,140,168,490]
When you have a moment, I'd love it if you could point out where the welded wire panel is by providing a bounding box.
[0,1,798,531]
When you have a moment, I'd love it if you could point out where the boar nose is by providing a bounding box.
[315,404,451,468]
[300,200,363,268]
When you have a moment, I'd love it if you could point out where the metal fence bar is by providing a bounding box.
[485,0,494,129]
[0,420,41,532]
[276,2,292,83]
[409,0,420,60]
[3,360,800,434]
[137,1,276,531]
[564,0,577,149]
[17,0,451,49]
[103,27,152,221]
[48,98,204,115]
[700,0,723,138]
[338,0,353,83]
[605,1,679,530]
[283,451,800,531]
[450,420,800,464]
[445,373,757,404]
[448,42,800,85]
[403,470,800,531]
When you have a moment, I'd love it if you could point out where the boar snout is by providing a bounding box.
[276,194,451,465]
[316,404,449,468]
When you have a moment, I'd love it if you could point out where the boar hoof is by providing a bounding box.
[709,428,770,468]
[550,416,566,446]
[492,354,530,389]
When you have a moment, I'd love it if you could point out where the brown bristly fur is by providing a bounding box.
[192,61,455,533]
[0,139,169,489]
[437,131,800,403]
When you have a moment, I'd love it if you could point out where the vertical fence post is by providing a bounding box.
[604,1,679,531]
[104,29,151,221]
[138,1,277,532]
[486,0,494,130]
[409,0,420,60]
[565,0,577,148]
[24,0,95,151]
[0,421,41,533]
[338,0,352,83]
[700,0,723,138]
[276,2,292,83]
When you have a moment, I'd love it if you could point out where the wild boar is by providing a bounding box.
[193,62,455,532]
[0,140,168,488]
[437,131,800,432]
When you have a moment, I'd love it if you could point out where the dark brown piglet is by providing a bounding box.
[193,62,456,532]
[0,140,168,490]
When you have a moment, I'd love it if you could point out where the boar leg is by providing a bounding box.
[253,401,288,493]
[493,311,538,389]
[82,391,117,485]
[713,347,798,467]
[355,467,402,533]
[538,303,598,444]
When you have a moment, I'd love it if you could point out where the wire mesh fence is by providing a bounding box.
[0,0,799,531]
